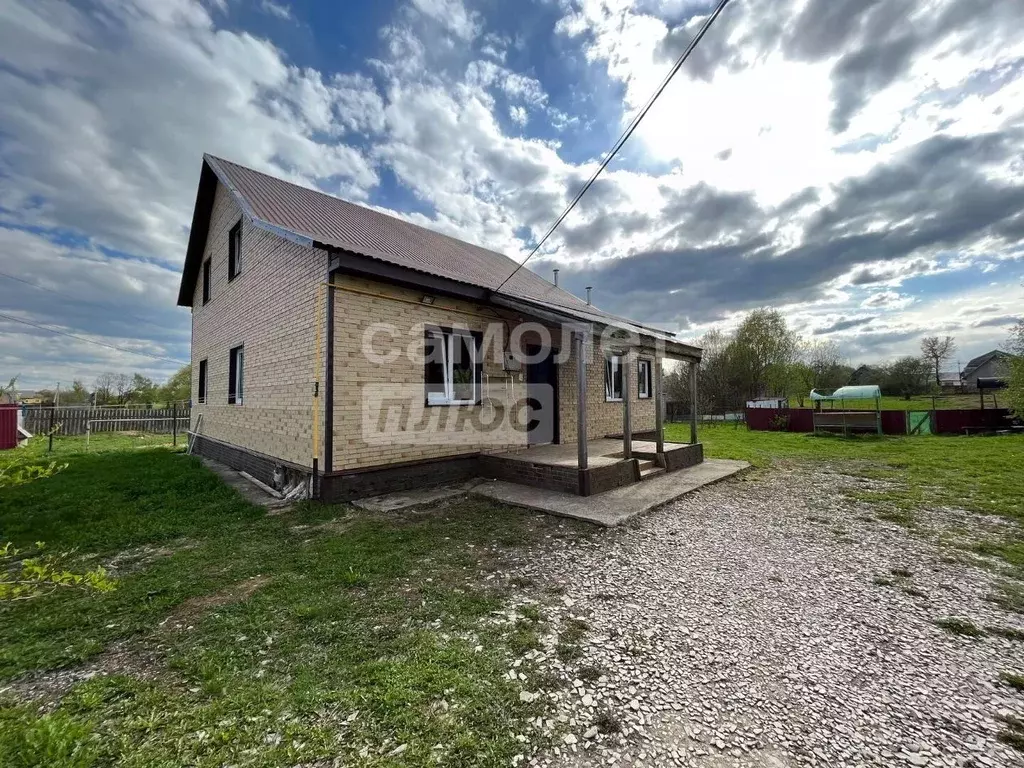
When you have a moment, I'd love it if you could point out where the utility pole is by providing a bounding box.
[55,382,60,407]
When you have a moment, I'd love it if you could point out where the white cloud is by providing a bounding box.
[260,0,293,21]
[409,0,481,41]
[0,0,378,265]
[0,227,189,388]
[0,0,1021,384]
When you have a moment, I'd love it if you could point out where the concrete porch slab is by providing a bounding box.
[470,458,751,527]
[352,480,484,512]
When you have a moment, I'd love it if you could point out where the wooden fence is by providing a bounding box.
[21,406,191,436]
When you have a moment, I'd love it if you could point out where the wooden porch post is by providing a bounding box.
[655,356,664,454]
[622,349,632,459]
[690,359,699,445]
[575,331,588,470]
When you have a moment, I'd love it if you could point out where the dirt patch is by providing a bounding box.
[99,538,197,575]
[160,574,270,631]
[0,641,170,711]
[291,519,355,537]
[1,575,271,710]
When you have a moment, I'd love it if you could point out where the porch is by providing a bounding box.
[479,438,704,497]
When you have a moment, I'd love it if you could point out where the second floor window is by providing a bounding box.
[228,221,242,280]
[202,259,211,304]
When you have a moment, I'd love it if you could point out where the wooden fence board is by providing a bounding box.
[21,407,190,436]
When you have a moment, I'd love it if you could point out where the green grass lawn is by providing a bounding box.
[670,423,1024,567]
[0,435,578,767]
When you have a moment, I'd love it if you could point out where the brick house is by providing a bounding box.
[177,155,703,500]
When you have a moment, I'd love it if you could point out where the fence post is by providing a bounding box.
[172,402,178,446]
[48,406,55,452]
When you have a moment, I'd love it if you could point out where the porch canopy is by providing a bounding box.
[491,293,703,474]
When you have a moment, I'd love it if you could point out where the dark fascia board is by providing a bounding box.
[322,243,491,303]
[177,155,316,307]
[491,294,702,362]
[176,161,217,307]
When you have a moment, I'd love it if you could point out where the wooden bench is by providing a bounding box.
[813,411,880,435]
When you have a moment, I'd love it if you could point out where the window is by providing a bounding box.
[228,221,242,280]
[638,359,652,399]
[604,354,623,401]
[228,345,244,405]
[197,359,208,404]
[425,328,481,405]
[202,259,211,305]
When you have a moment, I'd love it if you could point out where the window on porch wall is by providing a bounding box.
[425,328,480,405]
[638,359,652,399]
[604,354,623,401]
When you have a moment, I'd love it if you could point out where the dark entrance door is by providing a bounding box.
[525,345,559,445]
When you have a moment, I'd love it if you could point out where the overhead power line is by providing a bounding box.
[0,311,187,366]
[0,270,170,332]
[493,0,733,294]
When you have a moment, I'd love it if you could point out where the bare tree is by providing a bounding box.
[920,335,957,386]
[94,372,116,405]
[113,373,133,404]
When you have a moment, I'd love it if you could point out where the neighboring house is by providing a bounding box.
[938,370,963,391]
[961,350,1012,391]
[177,155,703,500]
[848,365,883,387]
[17,391,47,406]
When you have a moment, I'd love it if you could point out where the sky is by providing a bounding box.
[1,0,1023,391]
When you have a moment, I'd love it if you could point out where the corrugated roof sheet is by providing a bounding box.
[191,155,697,355]
[208,155,599,317]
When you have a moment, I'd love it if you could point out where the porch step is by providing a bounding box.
[637,459,656,472]
[639,465,665,481]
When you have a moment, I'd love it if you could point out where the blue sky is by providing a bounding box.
[1,0,1022,389]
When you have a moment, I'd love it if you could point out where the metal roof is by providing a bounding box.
[178,155,701,359]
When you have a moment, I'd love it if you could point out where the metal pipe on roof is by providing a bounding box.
[586,286,592,305]
[553,268,559,287]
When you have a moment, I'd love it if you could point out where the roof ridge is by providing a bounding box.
[203,153,579,304]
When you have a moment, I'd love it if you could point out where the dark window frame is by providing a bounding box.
[423,326,483,406]
[638,358,652,399]
[197,358,208,404]
[228,220,242,281]
[604,354,624,402]
[228,345,244,405]
[202,258,211,305]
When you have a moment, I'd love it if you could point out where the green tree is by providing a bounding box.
[161,364,192,404]
[883,356,931,399]
[128,373,158,405]
[62,380,90,405]
[1006,320,1024,416]
[731,309,798,400]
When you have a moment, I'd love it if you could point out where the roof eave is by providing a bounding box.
[490,294,702,361]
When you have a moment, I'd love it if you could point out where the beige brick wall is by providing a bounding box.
[331,274,531,470]
[189,188,657,473]
[558,341,657,443]
[331,274,657,470]
[190,182,324,468]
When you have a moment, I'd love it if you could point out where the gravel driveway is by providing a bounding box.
[506,467,1024,767]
